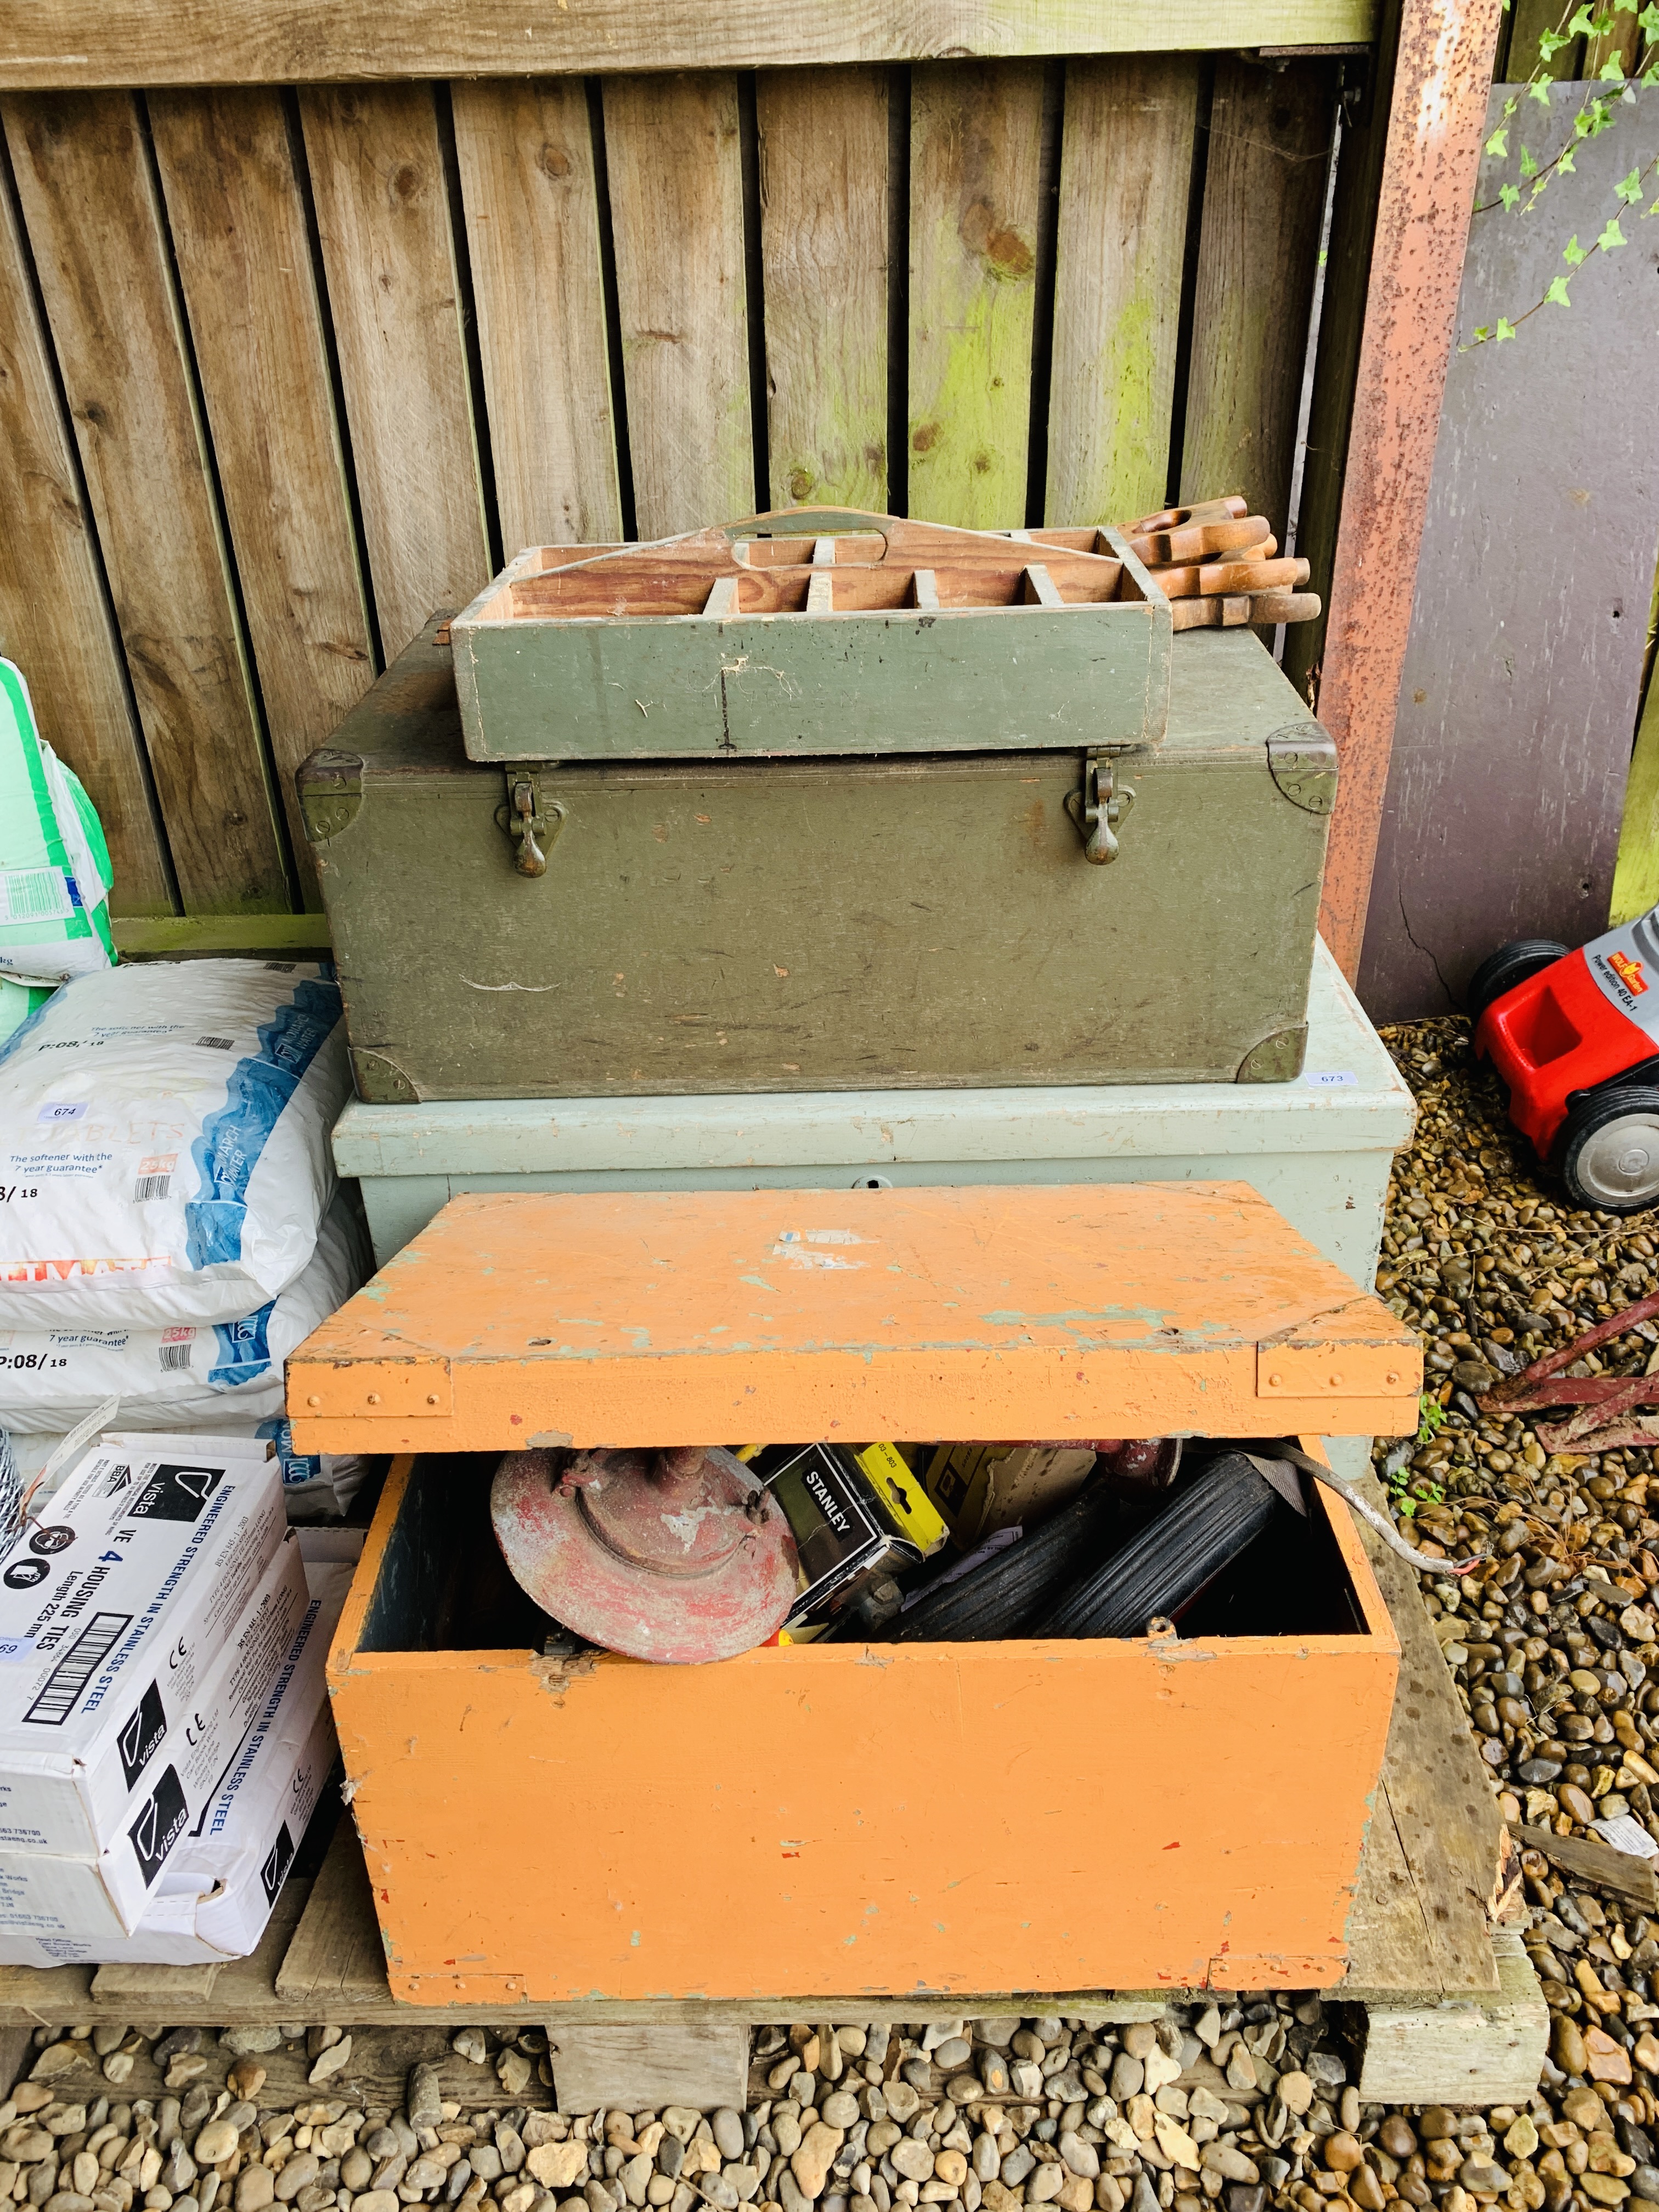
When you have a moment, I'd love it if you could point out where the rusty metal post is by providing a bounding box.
[1314,0,1504,981]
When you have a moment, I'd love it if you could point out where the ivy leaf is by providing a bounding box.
[1500,182,1523,208]
[1530,75,1555,102]
[1641,0,1659,27]
[1486,126,1510,156]
[1587,97,1615,133]
[1545,273,1573,304]
[1541,26,1572,50]
[1563,231,1589,263]
[1470,324,1492,344]
[1616,165,1645,202]
[1520,144,1541,176]
[1503,94,1520,117]
[1496,317,1519,340]
[1568,2,1598,29]
[1615,0,1638,12]
[1599,54,1629,77]
[1597,213,1630,249]
[1558,144,1577,171]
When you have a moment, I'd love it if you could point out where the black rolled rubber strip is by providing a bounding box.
[878,1479,1119,1644]
[1032,1453,1279,1640]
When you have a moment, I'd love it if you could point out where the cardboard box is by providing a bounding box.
[923,1442,1098,1545]
[0,1435,285,1858]
[0,1531,309,1938]
[0,1562,348,1965]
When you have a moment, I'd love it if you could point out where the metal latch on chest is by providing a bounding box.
[1065,754,1135,865]
[496,775,566,877]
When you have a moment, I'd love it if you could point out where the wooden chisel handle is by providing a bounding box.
[1150,555,1310,601]
[1125,515,1271,567]
[1168,595,1254,631]
[1123,495,1250,535]
[1248,589,1322,625]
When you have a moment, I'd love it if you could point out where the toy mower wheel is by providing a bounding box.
[1466,938,1570,1025]
[1558,1086,1659,1214]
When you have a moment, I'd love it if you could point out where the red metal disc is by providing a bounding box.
[491,1447,800,1663]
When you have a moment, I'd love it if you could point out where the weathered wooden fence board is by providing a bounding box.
[450,77,622,554]
[1046,54,1199,527]
[300,84,491,658]
[757,65,891,513]
[602,72,754,537]
[907,59,1044,528]
[149,85,375,908]
[1179,57,1335,538]
[0,147,171,913]
[0,4,1385,94]
[2,89,289,913]
[1356,84,1659,1020]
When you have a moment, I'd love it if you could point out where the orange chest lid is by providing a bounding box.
[286,1180,1420,1452]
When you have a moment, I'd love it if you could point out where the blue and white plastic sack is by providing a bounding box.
[0,660,115,985]
[0,1195,366,1432]
[0,959,348,1329]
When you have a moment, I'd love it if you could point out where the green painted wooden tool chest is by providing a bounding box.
[299,618,1336,1104]
[449,508,1172,764]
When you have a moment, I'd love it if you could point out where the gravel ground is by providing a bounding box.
[10,1016,1656,2212]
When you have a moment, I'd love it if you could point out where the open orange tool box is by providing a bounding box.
[289,1181,1420,2006]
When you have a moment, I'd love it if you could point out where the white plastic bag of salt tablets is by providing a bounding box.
[0,959,348,1330]
[0,1194,366,1431]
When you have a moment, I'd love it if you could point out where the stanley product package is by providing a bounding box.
[0,1558,346,1964]
[0,658,115,986]
[761,1443,947,1628]
[0,958,348,1333]
[0,1435,284,1859]
[924,1443,1098,1546]
[0,1530,308,1938]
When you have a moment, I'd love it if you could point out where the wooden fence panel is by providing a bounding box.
[1179,57,1335,538]
[0,54,1348,928]
[0,156,172,913]
[299,84,490,656]
[2,90,289,914]
[602,73,753,537]
[907,60,1044,529]
[1046,55,1199,527]
[149,87,374,908]
[450,78,621,554]
[756,65,890,514]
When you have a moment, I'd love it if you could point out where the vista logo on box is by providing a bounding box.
[116,1680,166,1790]
[129,1465,222,1523]
[128,1764,188,1886]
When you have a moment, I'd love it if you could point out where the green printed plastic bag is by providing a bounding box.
[0,658,115,984]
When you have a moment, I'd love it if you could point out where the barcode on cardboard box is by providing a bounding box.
[24,1612,134,1726]
[194,1036,235,1052]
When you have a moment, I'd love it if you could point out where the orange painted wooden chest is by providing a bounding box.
[300,1182,1418,2002]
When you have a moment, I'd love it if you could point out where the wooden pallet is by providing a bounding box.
[0,1474,1546,2103]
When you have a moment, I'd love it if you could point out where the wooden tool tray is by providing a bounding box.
[450,506,1171,764]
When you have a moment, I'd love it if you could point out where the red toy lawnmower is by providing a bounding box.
[1470,908,1659,1215]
